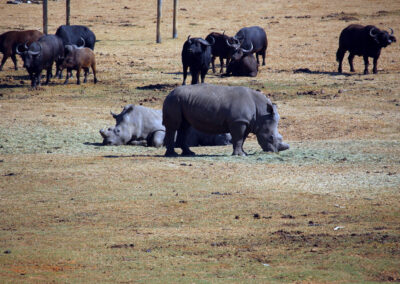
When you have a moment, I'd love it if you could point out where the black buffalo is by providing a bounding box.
[181,35,214,85]
[16,35,64,88]
[205,32,237,73]
[0,30,43,71]
[232,26,268,66]
[55,25,96,50]
[336,24,396,74]
[225,51,258,77]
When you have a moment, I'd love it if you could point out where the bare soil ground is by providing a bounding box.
[0,0,399,282]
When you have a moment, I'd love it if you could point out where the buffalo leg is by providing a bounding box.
[76,67,81,85]
[191,69,199,85]
[0,54,8,71]
[363,55,369,74]
[372,56,379,74]
[211,56,216,73]
[182,64,188,85]
[92,63,97,83]
[200,68,207,84]
[164,128,178,157]
[29,73,35,87]
[44,66,52,85]
[64,68,71,84]
[11,53,18,70]
[229,122,249,156]
[219,56,224,73]
[348,53,355,72]
[83,67,89,83]
[260,48,266,66]
[336,48,346,73]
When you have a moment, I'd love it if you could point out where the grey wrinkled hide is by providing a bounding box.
[100,104,232,148]
[162,84,289,156]
[100,105,165,147]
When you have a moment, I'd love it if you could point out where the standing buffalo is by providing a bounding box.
[17,35,64,88]
[336,24,396,74]
[225,48,258,77]
[55,25,96,50]
[162,84,289,157]
[181,35,214,85]
[232,26,268,66]
[0,30,43,71]
[205,32,236,73]
[61,46,97,85]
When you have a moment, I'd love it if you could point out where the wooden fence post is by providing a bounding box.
[173,0,178,38]
[43,0,48,35]
[66,0,71,25]
[156,0,162,43]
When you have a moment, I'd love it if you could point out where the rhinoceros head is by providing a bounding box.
[100,105,135,145]
[256,103,289,153]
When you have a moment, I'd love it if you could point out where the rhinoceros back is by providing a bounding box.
[163,84,265,134]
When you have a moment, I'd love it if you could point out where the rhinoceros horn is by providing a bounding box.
[99,129,107,138]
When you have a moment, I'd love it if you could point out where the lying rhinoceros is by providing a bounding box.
[99,104,232,147]
[162,84,289,156]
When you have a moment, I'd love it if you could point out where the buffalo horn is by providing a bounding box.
[226,38,239,48]
[79,37,85,48]
[206,35,215,45]
[15,43,24,55]
[240,42,253,53]
[388,27,394,35]
[369,27,378,37]
[28,43,41,56]
[198,38,213,46]
[187,35,191,44]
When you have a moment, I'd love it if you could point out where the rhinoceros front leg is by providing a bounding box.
[230,122,249,156]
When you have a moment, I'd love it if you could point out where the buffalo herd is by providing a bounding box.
[0,21,397,156]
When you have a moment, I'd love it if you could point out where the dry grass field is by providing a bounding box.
[1,0,400,282]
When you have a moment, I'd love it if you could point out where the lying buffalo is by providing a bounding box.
[225,50,258,77]
[0,30,43,71]
[100,104,231,147]
[162,84,289,156]
[336,24,396,74]
[16,35,64,87]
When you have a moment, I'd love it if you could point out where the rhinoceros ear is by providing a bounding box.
[110,111,118,119]
[125,105,134,113]
[267,103,275,114]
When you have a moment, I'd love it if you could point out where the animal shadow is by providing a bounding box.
[293,68,353,76]
[136,83,179,91]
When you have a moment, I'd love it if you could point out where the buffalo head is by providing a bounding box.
[370,27,396,47]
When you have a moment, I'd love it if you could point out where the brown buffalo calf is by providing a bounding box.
[61,47,97,85]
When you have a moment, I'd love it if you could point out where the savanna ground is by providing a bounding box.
[0,0,399,282]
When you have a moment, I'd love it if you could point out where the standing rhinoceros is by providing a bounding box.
[162,84,289,156]
[100,104,232,148]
